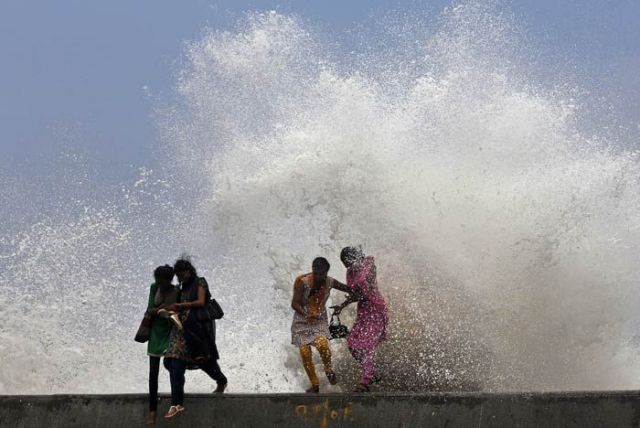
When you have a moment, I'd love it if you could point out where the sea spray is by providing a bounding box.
[1,2,639,393]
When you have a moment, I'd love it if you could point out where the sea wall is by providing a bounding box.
[2,391,640,428]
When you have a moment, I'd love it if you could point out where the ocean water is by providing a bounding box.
[1,2,639,394]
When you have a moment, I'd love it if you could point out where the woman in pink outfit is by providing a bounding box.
[332,246,388,392]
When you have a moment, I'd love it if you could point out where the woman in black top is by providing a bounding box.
[162,258,227,419]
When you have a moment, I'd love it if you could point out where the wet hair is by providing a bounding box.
[309,257,330,296]
[312,257,330,273]
[153,264,174,281]
[340,246,364,264]
[174,256,198,278]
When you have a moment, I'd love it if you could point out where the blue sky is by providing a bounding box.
[1,0,639,176]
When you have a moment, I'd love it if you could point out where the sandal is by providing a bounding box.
[146,411,157,425]
[326,371,338,385]
[305,385,320,394]
[164,405,184,419]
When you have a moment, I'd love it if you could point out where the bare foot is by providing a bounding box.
[353,384,370,393]
[214,382,228,394]
[305,385,320,394]
[326,371,338,385]
[146,411,156,425]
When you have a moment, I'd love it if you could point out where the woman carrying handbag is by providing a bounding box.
[136,265,179,425]
[162,258,228,419]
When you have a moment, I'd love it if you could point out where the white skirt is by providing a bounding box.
[291,311,330,346]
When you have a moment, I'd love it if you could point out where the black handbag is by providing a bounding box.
[134,314,152,343]
[208,298,224,320]
[329,313,349,340]
[194,278,224,321]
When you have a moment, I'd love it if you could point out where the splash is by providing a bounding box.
[2,2,640,393]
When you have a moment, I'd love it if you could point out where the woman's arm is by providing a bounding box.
[350,259,375,298]
[173,282,207,311]
[291,279,307,317]
[146,284,158,316]
[331,294,358,315]
[331,279,350,293]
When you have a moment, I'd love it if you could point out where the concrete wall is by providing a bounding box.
[2,391,640,428]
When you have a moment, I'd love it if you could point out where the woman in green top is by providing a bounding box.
[145,265,179,425]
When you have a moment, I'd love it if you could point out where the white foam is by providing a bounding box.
[1,2,639,393]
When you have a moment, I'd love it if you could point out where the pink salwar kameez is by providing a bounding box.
[345,256,388,387]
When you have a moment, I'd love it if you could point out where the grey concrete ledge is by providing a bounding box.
[2,390,640,427]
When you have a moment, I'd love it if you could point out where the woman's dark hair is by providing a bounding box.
[309,257,330,296]
[174,257,198,277]
[153,264,174,281]
[340,246,363,264]
[312,257,330,272]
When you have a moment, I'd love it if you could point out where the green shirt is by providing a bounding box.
[146,283,179,357]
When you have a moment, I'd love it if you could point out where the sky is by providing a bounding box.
[1,0,639,179]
